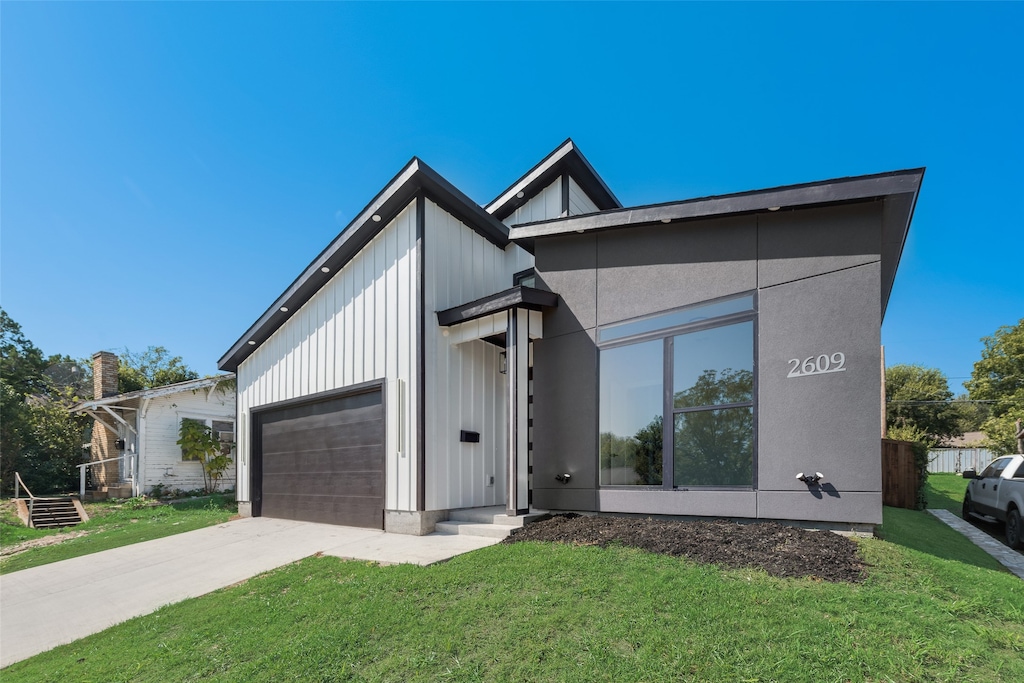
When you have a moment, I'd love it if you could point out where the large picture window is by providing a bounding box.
[598,295,755,488]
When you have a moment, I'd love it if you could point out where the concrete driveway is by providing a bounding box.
[0,517,497,667]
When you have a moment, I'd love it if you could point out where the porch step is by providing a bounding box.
[29,497,87,529]
[435,506,549,539]
[446,506,549,528]
[434,520,519,540]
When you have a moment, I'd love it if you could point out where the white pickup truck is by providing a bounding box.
[962,453,1024,549]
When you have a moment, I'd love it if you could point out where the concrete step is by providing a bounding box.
[447,507,548,528]
[434,520,519,540]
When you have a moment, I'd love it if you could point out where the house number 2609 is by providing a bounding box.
[787,352,846,378]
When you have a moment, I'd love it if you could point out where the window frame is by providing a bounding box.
[178,415,236,462]
[597,292,758,491]
[513,267,537,288]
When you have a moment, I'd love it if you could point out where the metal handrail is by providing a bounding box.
[77,454,137,498]
[14,472,36,525]
[13,471,35,500]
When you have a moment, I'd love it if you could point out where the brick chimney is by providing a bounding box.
[93,351,119,399]
[90,351,121,490]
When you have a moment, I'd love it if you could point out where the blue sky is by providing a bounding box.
[2,2,1021,392]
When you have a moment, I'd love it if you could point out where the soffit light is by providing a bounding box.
[247,340,256,345]
[280,306,289,313]
[516,191,525,199]
[768,206,781,211]
[371,214,382,222]
[660,218,672,223]
[321,266,330,273]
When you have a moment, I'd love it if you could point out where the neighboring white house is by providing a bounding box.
[73,351,236,497]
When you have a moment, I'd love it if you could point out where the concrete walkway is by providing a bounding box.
[0,517,498,667]
[928,509,1024,580]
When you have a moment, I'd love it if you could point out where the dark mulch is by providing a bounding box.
[503,514,865,583]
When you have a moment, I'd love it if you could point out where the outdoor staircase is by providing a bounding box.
[434,506,548,540]
[25,497,88,529]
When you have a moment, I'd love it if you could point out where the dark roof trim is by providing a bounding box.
[218,158,511,372]
[507,168,925,239]
[436,286,559,327]
[486,138,622,221]
[508,167,925,323]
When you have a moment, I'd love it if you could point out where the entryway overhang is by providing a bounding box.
[437,286,558,517]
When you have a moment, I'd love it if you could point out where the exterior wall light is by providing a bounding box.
[796,472,824,485]
[555,473,572,484]
[498,352,507,374]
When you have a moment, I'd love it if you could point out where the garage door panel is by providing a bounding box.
[261,445,384,475]
[262,392,381,426]
[262,494,384,528]
[262,470,382,497]
[256,388,385,529]
[262,403,383,438]
[262,417,383,454]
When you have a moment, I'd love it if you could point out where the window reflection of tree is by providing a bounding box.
[606,368,754,486]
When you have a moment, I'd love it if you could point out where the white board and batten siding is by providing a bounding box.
[502,179,563,225]
[140,388,236,492]
[236,201,419,512]
[568,176,600,215]
[424,199,534,511]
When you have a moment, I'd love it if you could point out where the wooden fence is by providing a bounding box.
[882,439,920,509]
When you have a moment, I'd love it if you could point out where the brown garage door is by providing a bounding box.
[255,389,384,528]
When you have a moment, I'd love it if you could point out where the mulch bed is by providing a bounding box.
[503,514,866,583]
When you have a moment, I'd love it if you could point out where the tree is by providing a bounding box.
[966,319,1024,455]
[1,309,48,397]
[177,419,233,493]
[885,364,962,447]
[0,308,90,494]
[118,346,198,393]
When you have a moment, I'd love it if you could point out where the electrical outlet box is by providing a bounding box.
[485,474,495,487]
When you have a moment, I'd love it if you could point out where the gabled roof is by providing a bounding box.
[72,374,236,411]
[218,158,511,372]
[485,138,621,221]
[508,168,925,320]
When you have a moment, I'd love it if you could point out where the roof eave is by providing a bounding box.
[218,159,511,372]
[72,374,236,412]
[508,168,925,239]
[508,168,925,323]
[486,139,621,220]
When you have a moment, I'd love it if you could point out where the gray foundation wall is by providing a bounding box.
[532,201,885,525]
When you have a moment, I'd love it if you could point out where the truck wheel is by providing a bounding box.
[962,495,975,522]
[1007,509,1023,550]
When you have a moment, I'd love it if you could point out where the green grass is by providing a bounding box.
[926,472,970,516]
[0,495,236,574]
[5,507,1022,682]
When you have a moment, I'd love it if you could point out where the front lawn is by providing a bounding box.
[0,495,237,574]
[926,472,969,515]
[4,506,1022,682]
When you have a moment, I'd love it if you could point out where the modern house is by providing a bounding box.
[73,351,236,497]
[218,140,923,533]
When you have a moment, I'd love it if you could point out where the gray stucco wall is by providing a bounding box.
[532,199,885,524]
